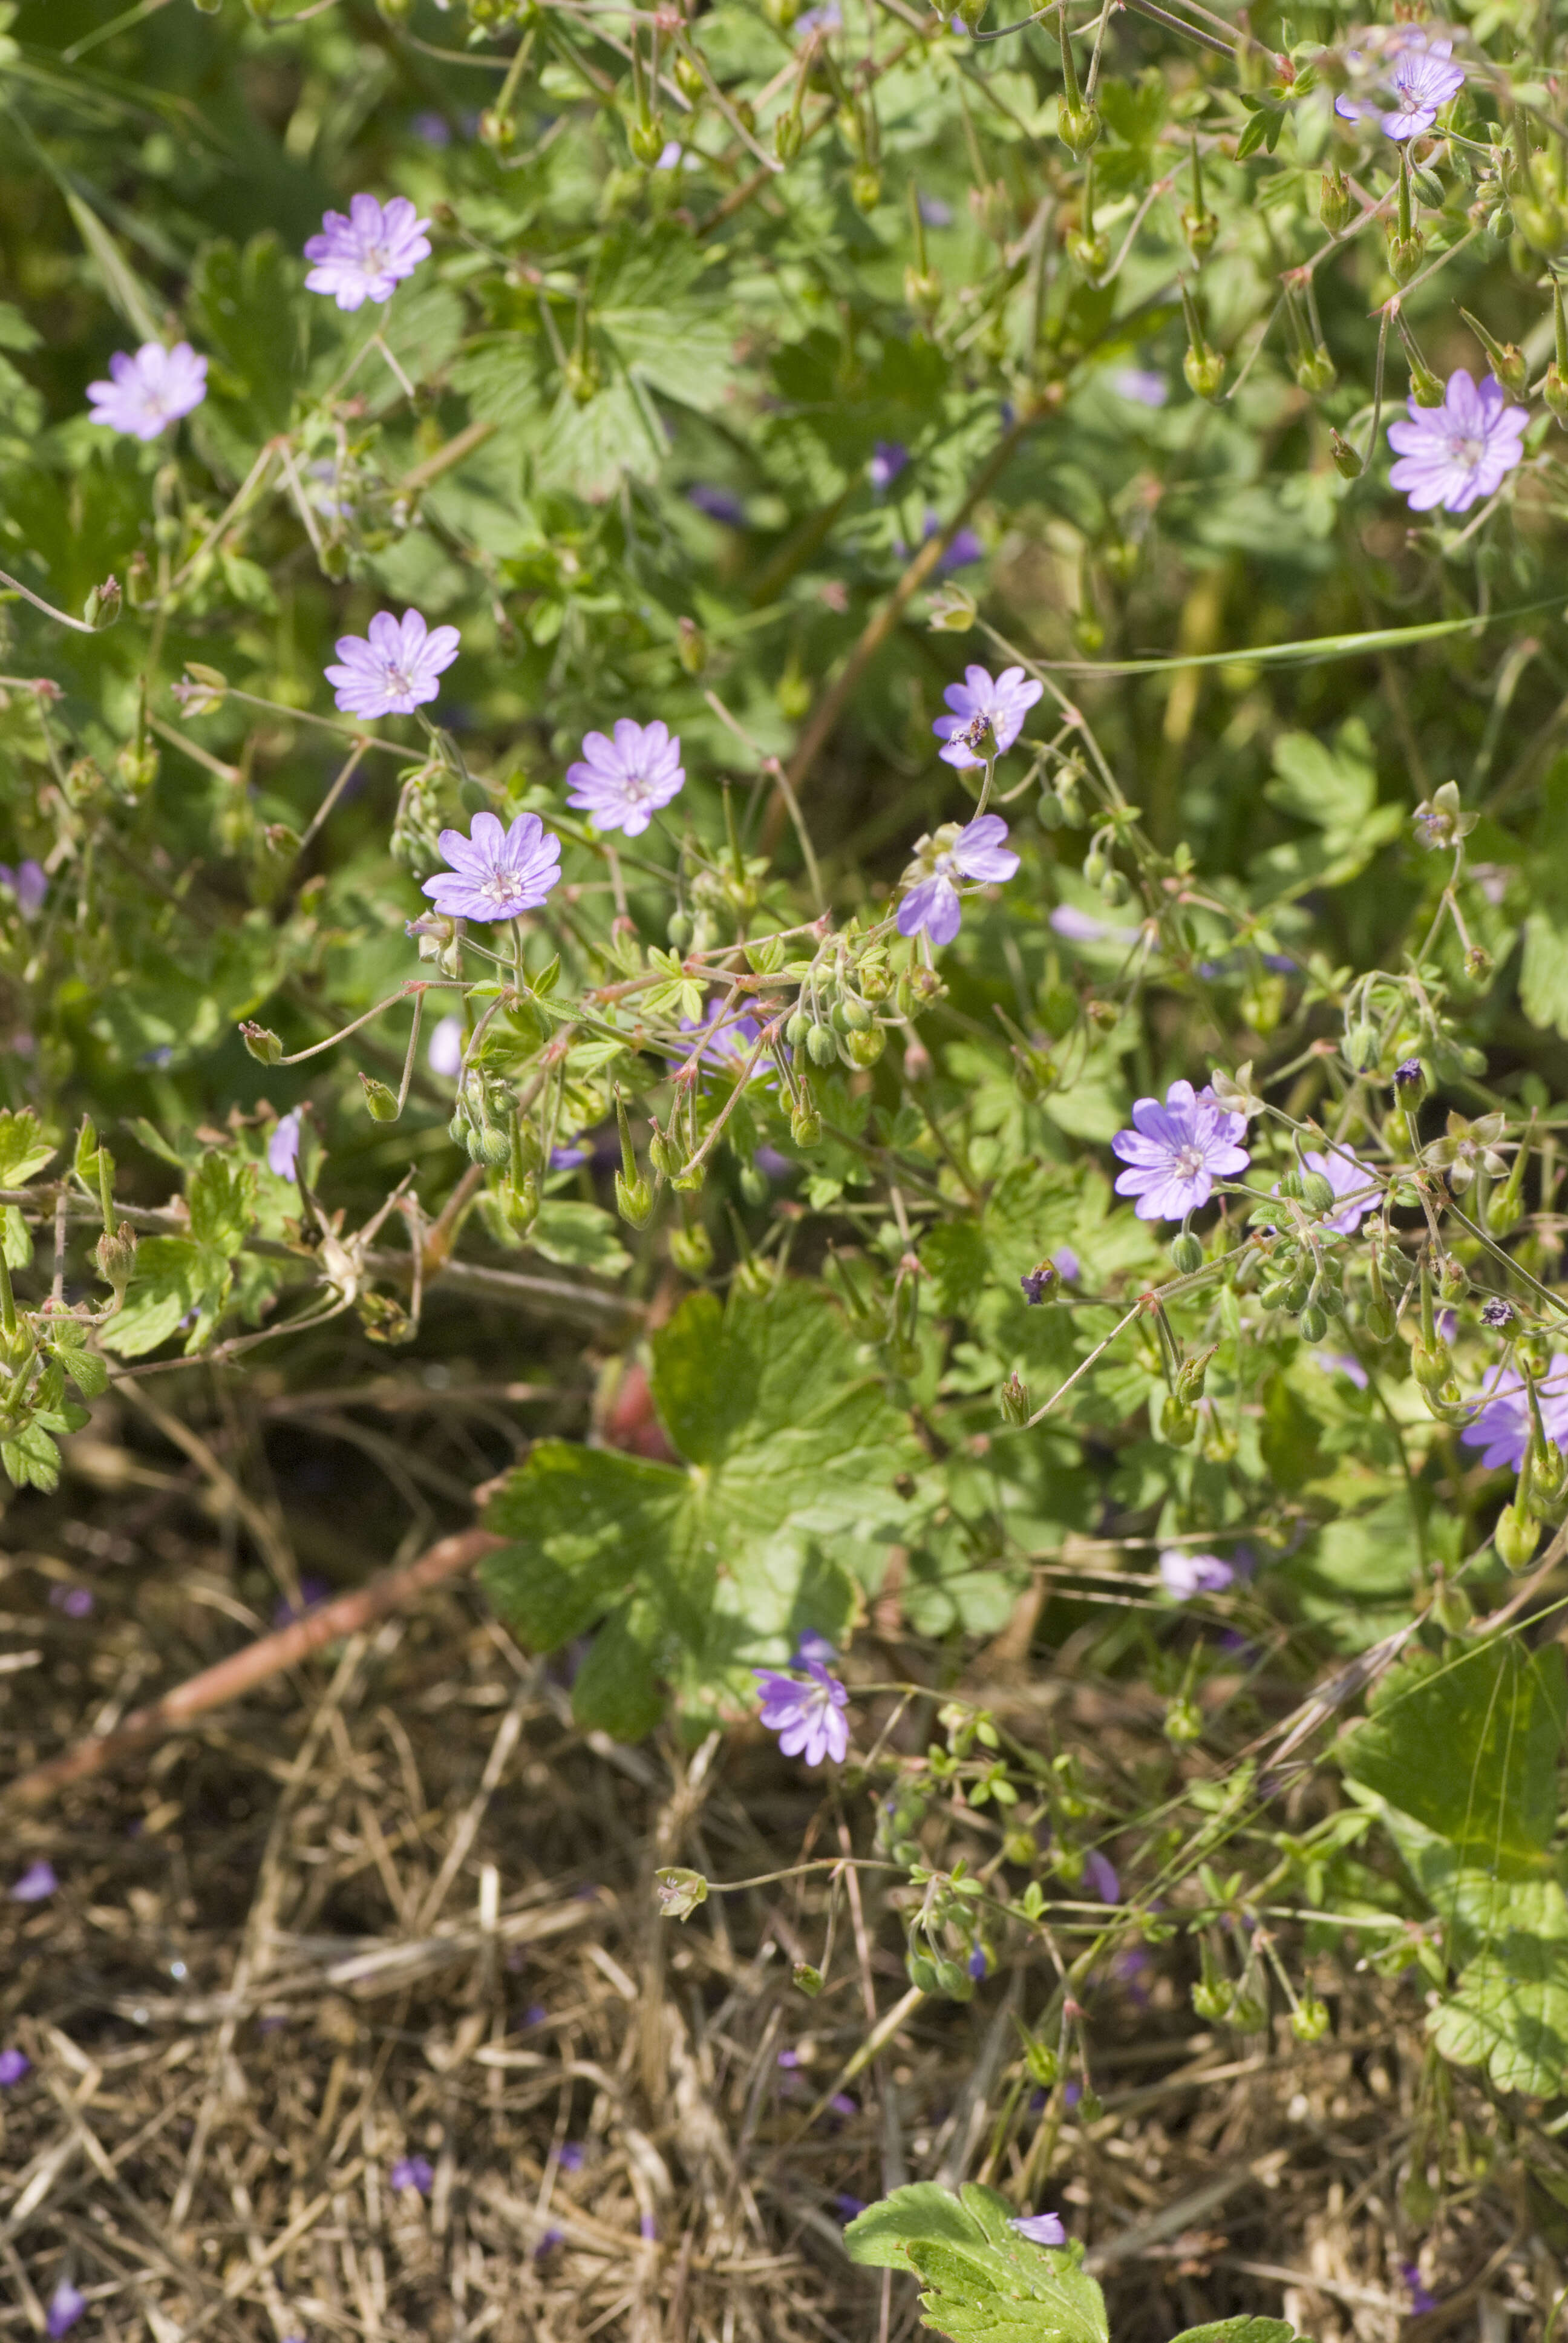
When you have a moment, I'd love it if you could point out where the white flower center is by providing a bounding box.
[1449,433,1484,471]
[480,865,520,905]
[620,770,650,802]
[1175,1142,1206,1179]
[362,241,391,274]
[384,661,414,695]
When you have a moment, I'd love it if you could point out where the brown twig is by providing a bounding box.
[3,1524,505,1809]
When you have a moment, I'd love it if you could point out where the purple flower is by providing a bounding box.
[791,1628,838,1667]
[1111,367,1168,408]
[1459,1352,1568,1472]
[1336,33,1464,139]
[1083,1850,1120,1905]
[46,2282,84,2340]
[930,515,984,572]
[11,1860,57,1902]
[49,1585,94,1619]
[1315,1351,1370,1390]
[390,2154,434,2196]
[550,1141,591,1170]
[932,664,1043,771]
[677,1000,776,1084]
[1111,1080,1250,1222]
[564,719,684,837]
[1400,2262,1439,2316]
[534,2227,565,2258]
[0,859,47,916]
[1388,372,1527,515]
[967,1945,988,1979]
[324,608,460,721]
[1010,2211,1067,2247]
[0,2047,30,2085]
[869,441,908,491]
[753,1659,849,1766]
[897,815,1020,948]
[558,2142,586,2173]
[422,811,562,924]
[304,194,431,310]
[427,1015,465,1078]
[656,140,687,169]
[639,2213,659,2241]
[1050,904,1138,946]
[87,341,207,441]
[835,2192,868,2221]
[1158,1548,1236,1599]
[1053,1247,1080,1283]
[272,1576,331,1628]
[918,194,953,228]
[687,483,745,525]
[267,1110,302,1183]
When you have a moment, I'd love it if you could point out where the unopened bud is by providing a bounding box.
[501,1173,539,1237]
[1495,1500,1540,1572]
[479,108,516,151]
[84,575,122,631]
[96,1222,138,1301]
[933,1958,975,2002]
[791,1098,822,1147]
[1295,343,1337,396]
[1170,1230,1204,1276]
[1546,364,1568,428]
[1183,344,1225,402]
[1290,1993,1331,2044]
[1393,1057,1426,1103]
[616,1169,655,1228]
[669,1222,713,1276]
[999,1370,1030,1426]
[1319,165,1354,234]
[1301,1170,1336,1216]
[1343,1020,1379,1069]
[673,53,706,103]
[907,1951,940,1992]
[359,1073,400,1123]
[1330,428,1364,480]
[1058,103,1101,159]
[1408,359,1445,407]
[1463,943,1493,983]
[845,1026,886,1068]
[240,1022,284,1066]
[1298,1302,1328,1342]
[806,1023,838,1066]
[792,1962,824,1997]
[629,117,665,165]
[956,0,988,25]
[676,615,707,674]
[1387,229,1426,285]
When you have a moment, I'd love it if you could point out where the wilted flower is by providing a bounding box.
[421,811,562,924]
[1010,2210,1067,2247]
[10,1859,57,1902]
[897,815,1019,948]
[1480,1298,1515,1329]
[325,609,460,721]
[267,1110,302,1183]
[1335,30,1464,139]
[564,719,685,836]
[1413,779,1477,849]
[1460,1354,1568,1471]
[87,341,207,441]
[1111,1080,1250,1222]
[390,2154,434,2195]
[1019,1261,1058,1305]
[304,194,431,309]
[1387,373,1527,516]
[753,1659,849,1766]
[46,2282,85,2340]
[0,860,47,916]
[1423,1110,1509,1193]
[932,664,1042,770]
[0,2046,29,2085]
[1158,1548,1236,1598]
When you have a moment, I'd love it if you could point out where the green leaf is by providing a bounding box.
[0,1205,31,1270]
[570,1601,666,1741]
[1169,2323,1305,2343]
[100,1234,202,1358]
[187,1151,256,1254]
[48,1326,109,1401]
[844,2185,1108,2343]
[0,1109,56,1187]
[482,1443,686,1651]
[529,1200,631,1277]
[1339,1637,1566,1867]
[1432,1904,1568,2097]
[1,1419,60,1493]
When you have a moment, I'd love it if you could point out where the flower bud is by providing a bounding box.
[1411,1339,1453,1394]
[676,615,707,674]
[629,117,666,165]
[240,1021,284,1066]
[956,0,988,25]
[933,1958,975,2002]
[616,1169,655,1228]
[669,1222,713,1276]
[1342,1021,1378,1070]
[1298,1302,1328,1342]
[1464,943,1493,983]
[1495,1499,1540,1572]
[1295,344,1337,396]
[1320,166,1354,234]
[1393,1057,1426,1103]
[1170,1230,1203,1275]
[359,1074,400,1123]
[1387,229,1426,285]
[667,908,693,951]
[1165,1696,1203,1745]
[500,1173,539,1238]
[792,1961,824,1997]
[1160,1393,1198,1446]
[96,1222,138,1302]
[1408,359,1445,407]
[84,575,122,631]
[654,1866,708,1920]
[792,1098,822,1147]
[674,53,706,102]
[1546,364,1568,428]
[1183,344,1225,402]
[1290,1993,1331,2044]
[999,1371,1030,1426]
[1301,1170,1336,1215]
[806,1023,838,1066]
[1330,428,1364,480]
[1058,103,1101,160]
[906,1950,941,1992]
[845,1026,886,1068]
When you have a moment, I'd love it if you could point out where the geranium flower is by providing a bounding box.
[1010,2211,1067,2247]
[753,1659,849,1766]
[87,342,207,441]
[897,814,1020,947]
[324,609,460,720]
[1158,1548,1236,1598]
[1083,1849,1120,1903]
[1387,372,1528,515]
[10,1859,57,1902]
[0,2046,29,2085]
[565,719,685,836]
[1335,31,1464,139]
[427,1015,465,1078]
[304,194,431,309]
[0,860,47,916]
[46,2282,84,2341]
[1459,1353,1568,1472]
[1111,1079,1250,1221]
[421,811,562,923]
[390,2154,434,2195]
[267,1111,302,1182]
[932,664,1042,769]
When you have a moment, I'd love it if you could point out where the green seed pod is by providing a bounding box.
[1183,345,1225,402]
[1343,1021,1380,1071]
[840,996,872,1032]
[806,1023,838,1066]
[1290,1993,1331,2045]
[668,1222,714,1276]
[1164,1696,1203,1745]
[673,52,706,102]
[1364,1299,1394,1341]
[1319,165,1354,234]
[845,1026,886,1067]
[933,1958,975,2003]
[1432,1581,1473,1634]
[1229,1993,1270,2034]
[1191,1978,1233,2022]
[792,1961,824,1997]
[629,117,666,165]
[359,1074,400,1124]
[1295,344,1337,396]
[1495,1499,1540,1571]
[1024,2040,1059,2087]
[616,1169,655,1228]
[792,1099,822,1147]
[999,1371,1030,1427]
[240,1022,284,1066]
[501,1173,539,1238]
[1301,1170,1336,1215]
[1330,428,1364,480]
[1058,103,1101,160]
[1170,1231,1203,1275]
[739,1164,769,1208]
[1160,1394,1198,1446]
[1298,1302,1328,1343]
[667,908,693,951]
[1387,229,1426,285]
[1412,1340,1453,1394]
